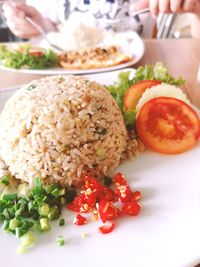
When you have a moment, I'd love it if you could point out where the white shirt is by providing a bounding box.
[27,0,143,33]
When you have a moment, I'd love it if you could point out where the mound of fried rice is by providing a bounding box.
[0,75,142,188]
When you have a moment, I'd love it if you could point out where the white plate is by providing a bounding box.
[0,32,144,75]
[0,70,200,267]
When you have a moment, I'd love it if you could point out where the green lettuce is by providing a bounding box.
[132,62,185,86]
[0,44,57,69]
[106,71,136,127]
[106,62,185,127]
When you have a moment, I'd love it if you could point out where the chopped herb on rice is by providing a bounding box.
[0,76,140,188]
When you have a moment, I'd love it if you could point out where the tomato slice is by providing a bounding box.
[28,48,44,57]
[136,97,200,154]
[124,80,161,110]
[99,222,115,234]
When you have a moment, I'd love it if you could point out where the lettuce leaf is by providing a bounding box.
[106,62,185,127]
[132,62,185,86]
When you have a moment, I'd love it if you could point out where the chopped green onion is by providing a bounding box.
[9,218,19,230]
[40,218,50,231]
[0,175,10,186]
[56,236,65,246]
[17,231,35,254]
[38,203,50,217]
[2,193,18,201]
[47,206,59,220]
[59,218,65,226]
[2,220,9,232]
[34,177,42,187]
[96,148,105,160]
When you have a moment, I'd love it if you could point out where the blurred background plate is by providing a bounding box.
[0,31,144,75]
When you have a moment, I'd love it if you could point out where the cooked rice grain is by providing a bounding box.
[0,75,139,187]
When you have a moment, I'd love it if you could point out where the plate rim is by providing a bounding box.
[0,31,145,75]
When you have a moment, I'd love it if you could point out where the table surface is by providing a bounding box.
[0,38,200,107]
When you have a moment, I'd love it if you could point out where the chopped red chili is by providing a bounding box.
[99,222,115,234]
[74,214,88,225]
[122,202,141,216]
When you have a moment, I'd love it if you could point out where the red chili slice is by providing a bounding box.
[132,191,142,201]
[98,187,115,202]
[98,200,119,223]
[113,172,127,187]
[74,214,87,225]
[122,202,141,216]
[81,188,98,208]
[67,196,89,213]
[116,184,132,203]
[99,222,115,234]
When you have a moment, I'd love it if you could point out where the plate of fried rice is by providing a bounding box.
[0,69,200,267]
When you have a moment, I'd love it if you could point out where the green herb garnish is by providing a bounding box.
[0,175,10,186]
[59,218,65,226]
[0,178,72,252]
[56,235,65,246]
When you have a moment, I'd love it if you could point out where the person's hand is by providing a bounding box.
[2,2,46,38]
[132,0,200,17]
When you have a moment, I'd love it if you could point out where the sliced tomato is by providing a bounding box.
[74,214,87,225]
[124,80,161,110]
[99,222,115,234]
[136,97,200,154]
[29,48,44,57]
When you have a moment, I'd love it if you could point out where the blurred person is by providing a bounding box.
[132,0,200,38]
[2,0,200,39]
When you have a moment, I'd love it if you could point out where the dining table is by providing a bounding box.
[0,38,200,108]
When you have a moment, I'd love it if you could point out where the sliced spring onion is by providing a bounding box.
[0,175,10,186]
[17,231,35,254]
[59,218,65,226]
[56,235,65,246]
[40,218,50,231]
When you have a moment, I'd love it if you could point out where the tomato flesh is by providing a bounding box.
[124,80,161,110]
[136,97,200,154]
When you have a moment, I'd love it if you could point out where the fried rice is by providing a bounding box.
[0,75,142,188]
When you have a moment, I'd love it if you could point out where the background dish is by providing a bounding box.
[0,70,200,267]
[0,32,144,75]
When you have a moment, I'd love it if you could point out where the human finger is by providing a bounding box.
[159,0,171,13]
[149,0,159,16]
[170,0,182,13]
[182,0,196,12]
[130,0,149,12]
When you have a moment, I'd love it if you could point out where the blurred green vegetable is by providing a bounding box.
[0,44,57,69]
